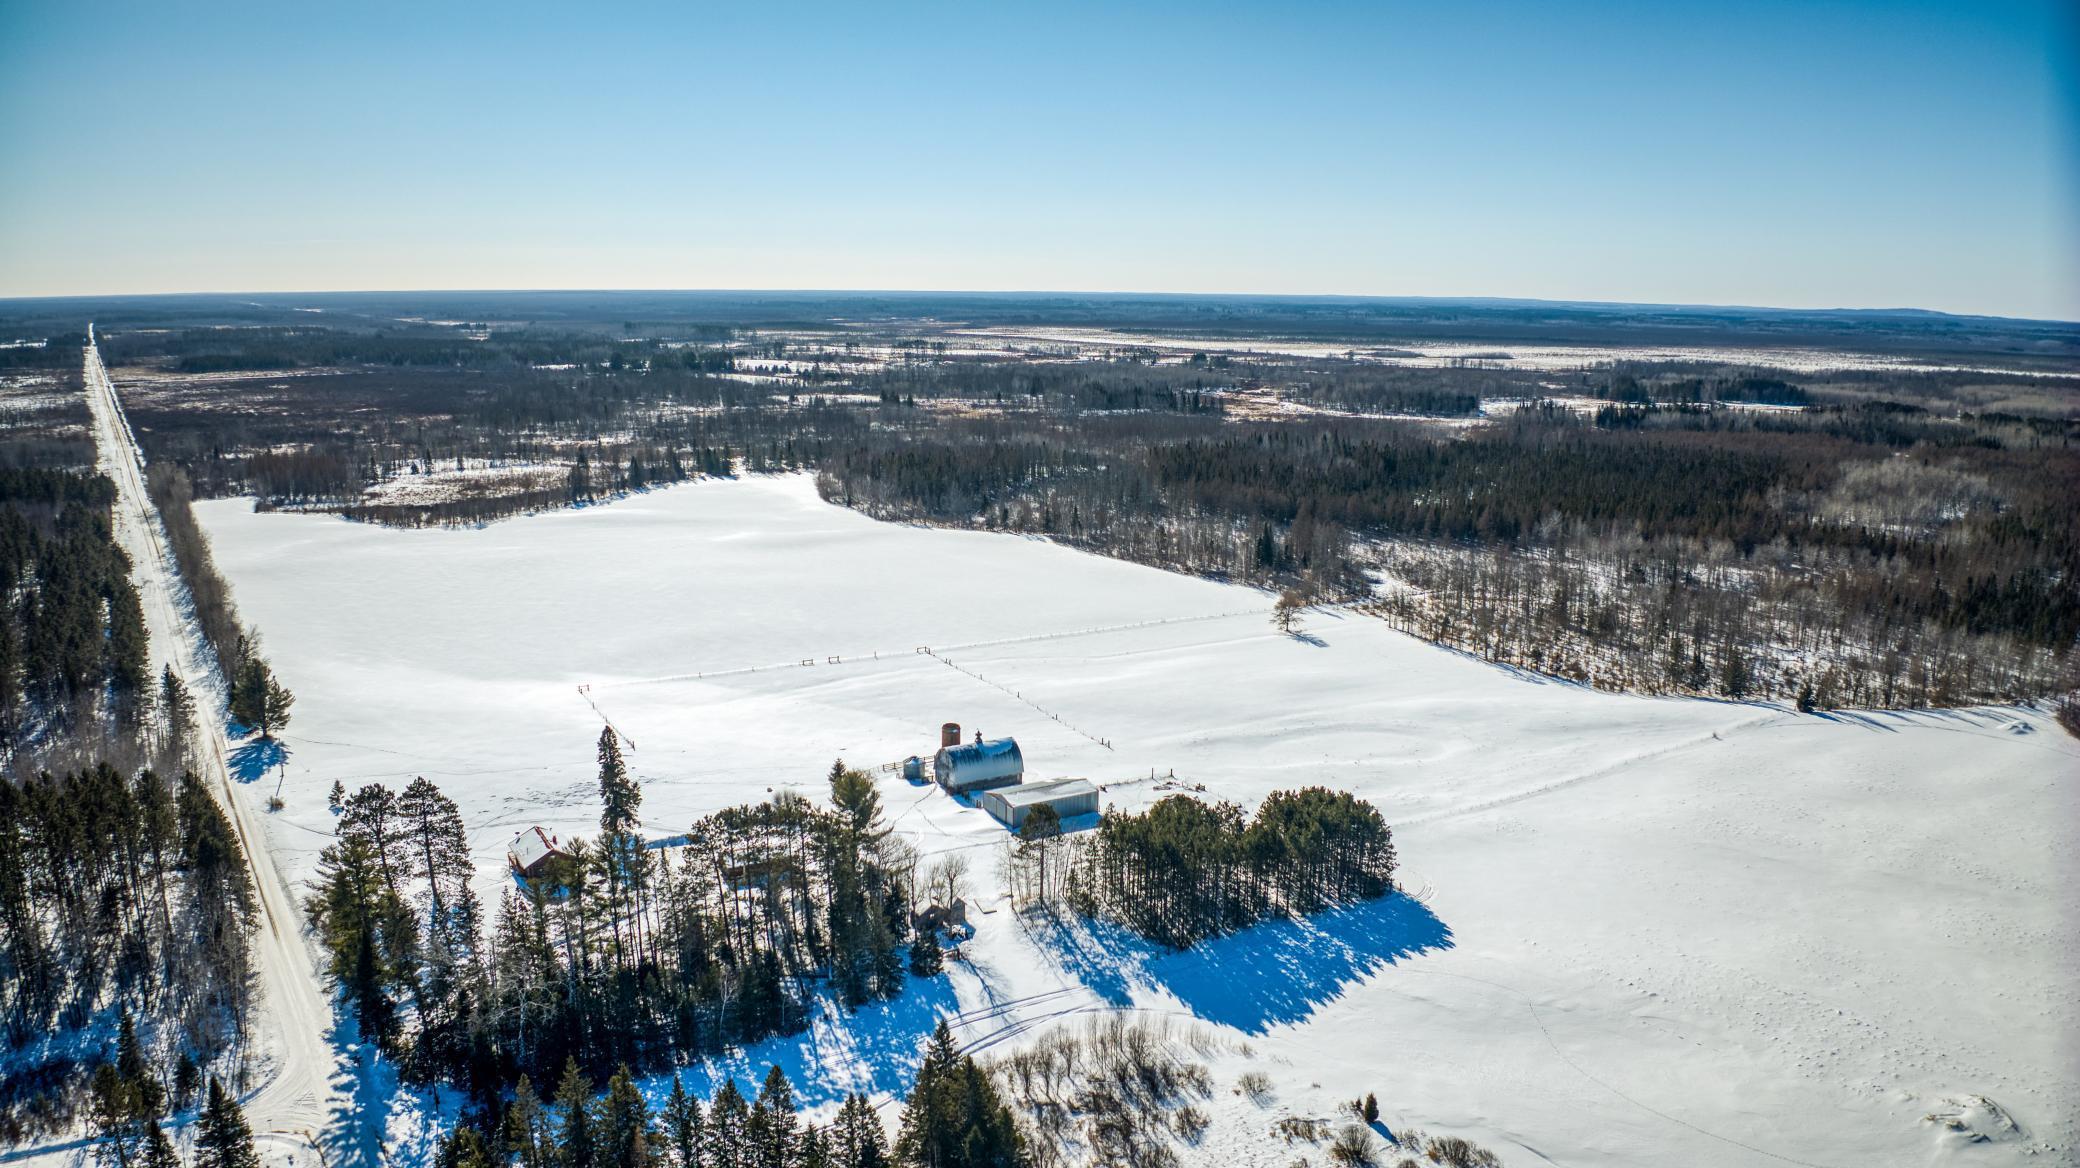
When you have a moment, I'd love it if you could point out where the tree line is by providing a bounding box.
[305,734,939,1113]
[0,687,257,1145]
[1052,788,1398,949]
[425,1018,1023,1168]
[0,469,148,738]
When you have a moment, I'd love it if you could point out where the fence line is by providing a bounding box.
[591,605,1268,690]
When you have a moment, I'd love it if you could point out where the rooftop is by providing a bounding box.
[989,777,1097,808]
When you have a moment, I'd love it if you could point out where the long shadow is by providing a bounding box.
[660,974,961,1109]
[1034,894,1452,1034]
[317,1009,391,1168]
[228,734,290,784]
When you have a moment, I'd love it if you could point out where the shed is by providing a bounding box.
[934,737,1024,793]
[911,897,971,937]
[508,826,565,878]
[979,777,1100,831]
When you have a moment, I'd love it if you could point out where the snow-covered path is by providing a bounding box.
[81,332,353,1165]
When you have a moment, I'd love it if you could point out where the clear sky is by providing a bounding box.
[2,0,2075,319]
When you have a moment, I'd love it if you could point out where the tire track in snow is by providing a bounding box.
[589,605,1267,690]
[1396,709,1791,829]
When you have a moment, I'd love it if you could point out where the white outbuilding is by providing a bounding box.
[979,777,1100,831]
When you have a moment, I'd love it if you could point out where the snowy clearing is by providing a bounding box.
[193,473,2078,1167]
[953,326,2080,378]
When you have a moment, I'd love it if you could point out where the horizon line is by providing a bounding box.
[3,286,2075,327]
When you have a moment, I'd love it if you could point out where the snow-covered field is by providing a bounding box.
[954,326,2080,378]
[196,474,2079,1167]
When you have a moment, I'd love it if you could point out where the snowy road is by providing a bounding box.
[81,331,350,1166]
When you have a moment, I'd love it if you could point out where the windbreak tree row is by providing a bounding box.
[1063,788,1398,949]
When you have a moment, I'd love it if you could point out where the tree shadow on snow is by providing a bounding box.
[314,1010,391,1168]
[227,734,290,784]
[658,974,961,1109]
[1032,894,1452,1034]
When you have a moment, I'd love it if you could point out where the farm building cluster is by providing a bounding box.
[919,722,1100,828]
[510,719,1102,877]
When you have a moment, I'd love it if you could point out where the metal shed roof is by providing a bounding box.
[989,777,1097,808]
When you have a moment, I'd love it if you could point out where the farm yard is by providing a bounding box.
[193,472,2079,1167]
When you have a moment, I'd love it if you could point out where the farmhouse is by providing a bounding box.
[934,735,1024,793]
[979,777,1100,830]
[507,826,565,878]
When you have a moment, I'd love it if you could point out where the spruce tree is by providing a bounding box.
[173,1054,200,1112]
[193,1078,262,1168]
[159,666,193,751]
[596,727,647,970]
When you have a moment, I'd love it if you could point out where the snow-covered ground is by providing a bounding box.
[195,474,2079,1167]
[954,326,2080,378]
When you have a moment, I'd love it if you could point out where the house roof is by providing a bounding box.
[509,826,559,869]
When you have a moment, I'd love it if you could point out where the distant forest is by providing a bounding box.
[8,303,2074,711]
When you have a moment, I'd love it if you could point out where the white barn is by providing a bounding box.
[979,777,1100,831]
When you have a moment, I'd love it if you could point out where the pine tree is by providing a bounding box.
[400,775,482,1075]
[748,1065,800,1168]
[798,1125,832,1168]
[140,1121,180,1168]
[115,1009,164,1118]
[193,1078,262,1168]
[600,1064,654,1168]
[505,1075,553,1168]
[661,1074,704,1168]
[159,666,194,753]
[907,929,942,977]
[305,833,404,1048]
[229,657,293,739]
[555,1059,599,1168]
[441,1124,496,1168]
[895,1021,1024,1168]
[830,1094,887,1168]
[706,1080,750,1168]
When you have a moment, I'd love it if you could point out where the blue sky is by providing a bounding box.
[2,0,2074,318]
